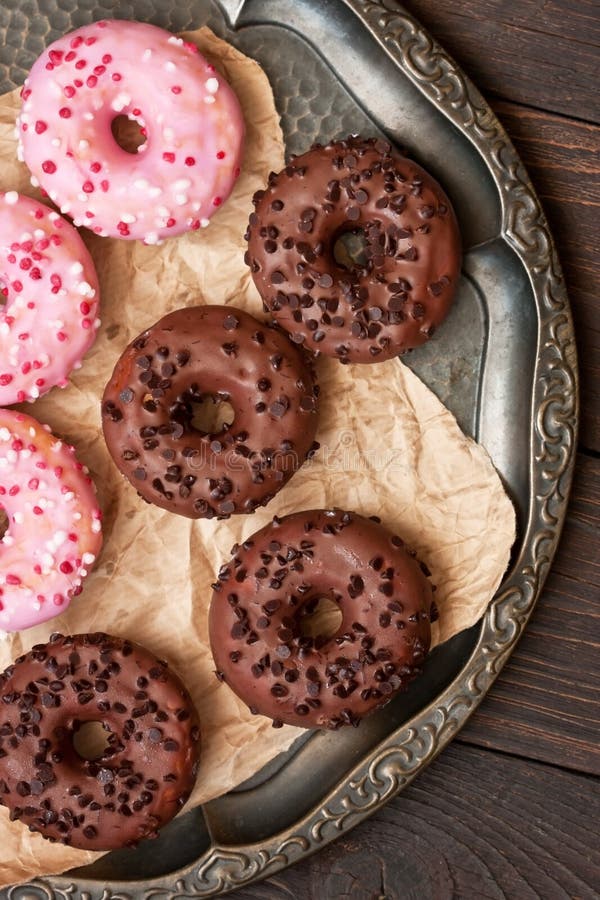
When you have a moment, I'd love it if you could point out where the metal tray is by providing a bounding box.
[0,0,577,896]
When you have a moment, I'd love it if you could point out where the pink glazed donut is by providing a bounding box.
[0,409,102,633]
[0,191,100,406]
[18,20,245,243]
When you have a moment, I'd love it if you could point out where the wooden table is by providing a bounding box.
[235,2,600,896]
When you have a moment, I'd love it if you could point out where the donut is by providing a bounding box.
[0,632,200,849]
[0,410,102,633]
[18,20,244,243]
[209,509,433,729]
[101,305,320,519]
[0,191,100,405]
[245,136,461,363]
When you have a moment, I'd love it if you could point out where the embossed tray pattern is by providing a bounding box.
[0,0,577,896]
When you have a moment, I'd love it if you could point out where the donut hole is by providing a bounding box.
[298,595,343,642]
[111,114,147,154]
[0,277,9,307]
[0,509,8,539]
[72,720,112,761]
[190,394,235,435]
[333,228,369,270]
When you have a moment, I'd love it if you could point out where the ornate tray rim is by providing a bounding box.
[7,0,578,896]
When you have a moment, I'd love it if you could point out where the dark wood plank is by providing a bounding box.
[233,744,600,899]
[458,453,600,774]
[402,0,600,123]
[489,101,599,450]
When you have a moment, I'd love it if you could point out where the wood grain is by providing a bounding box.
[490,101,600,450]
[402,0,600,123]
[232,744,600,899]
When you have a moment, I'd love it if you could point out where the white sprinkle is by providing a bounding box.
[33,600,41,611]
[206,77,219,94]
[143,48,153,61]
[120,212,137,224]
[2,535,13,547]
[82,551,96,566]
[174,178,191,191]
[84,112,94,121]
[29,386,40,399]
[157,205,170,218]
[6,450,17,464]
[134,178,149,190]
[201,218,210,228]
[73,511,82,521]
[13,512,24,525]
[144,232,159,245]
[204,95,216,105]
[60,204,71,214]
[167,36,183,45]
[149,186,162,198]
[17,144,24,162]
[163,127,175,142]
[76,281,95,297]
[70,261,84,275]
[4,192,18,205]
[0,428,10,441]
[49,211,60,221]
[79,139,90,150]
[34,229,45,239]
[175,194,188,206]
[51,137,62,148]
[165,60,176,73]
[111,92,131,112]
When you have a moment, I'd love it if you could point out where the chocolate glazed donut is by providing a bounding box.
[209,509,433,729]
[102,305,320,519]
[245,136,461,363]
[0,633,200,850]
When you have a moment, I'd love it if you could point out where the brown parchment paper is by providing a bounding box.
[0,28,515,886]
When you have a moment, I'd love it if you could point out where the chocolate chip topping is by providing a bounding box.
[246,136,461,364]
[102,306,320,520]
[209,509,433,730]
[0,633,200,851]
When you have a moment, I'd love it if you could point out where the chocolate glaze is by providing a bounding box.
[209,509,432,730]
[102,305,320,519]
[245,136,461,363]
[0,633,200,850]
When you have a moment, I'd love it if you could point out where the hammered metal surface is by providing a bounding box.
[0,0,577,896]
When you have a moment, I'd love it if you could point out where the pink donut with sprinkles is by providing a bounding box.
[18,20,245,243]
[0,409,102,633]
[0,191,100,405]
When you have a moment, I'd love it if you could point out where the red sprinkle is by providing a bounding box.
[57,332,67,342]
[42,160,56,174]
[64,85,75,98]
[171,85,182,94]
[27,478,39,490]
[102,54,112,64]
[59,561,73,574]
[185,156,196,166]
[0,374,13,386]
[213,196,223,207]
[216,150,226,159]
[75,59,87,70]
[82,181,94,193]
[29,268,42,280]
[11,281,22,293]
[6,574,21,586]
[166,217,176,228]
[65,51,76,62]
[59,107,72,118]
[163,152,175,163]
[86,75,97,88]
[100,180,109,192]
[53,593,65,606]
[80,301,91,315]
[93,64,106,76]
[33,506,43,516]
[84,36,97,46]
[111,72,122,82]
[70,35,83,49]
[90,162,102,173]
[35,120,47,134]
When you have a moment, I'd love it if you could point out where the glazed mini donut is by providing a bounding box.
[101,305,320,519]
[0,191,100,405]
[18,20,244,242]
[246,136,461,363]
[0,409,102,633]
[0,632,201,849]
[209,509,433,730]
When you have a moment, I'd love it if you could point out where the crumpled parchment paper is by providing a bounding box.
[0,27,515,886]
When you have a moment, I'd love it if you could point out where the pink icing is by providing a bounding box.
[0,192,100,405]
[18,20,245,243]
[0,409,102,632]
